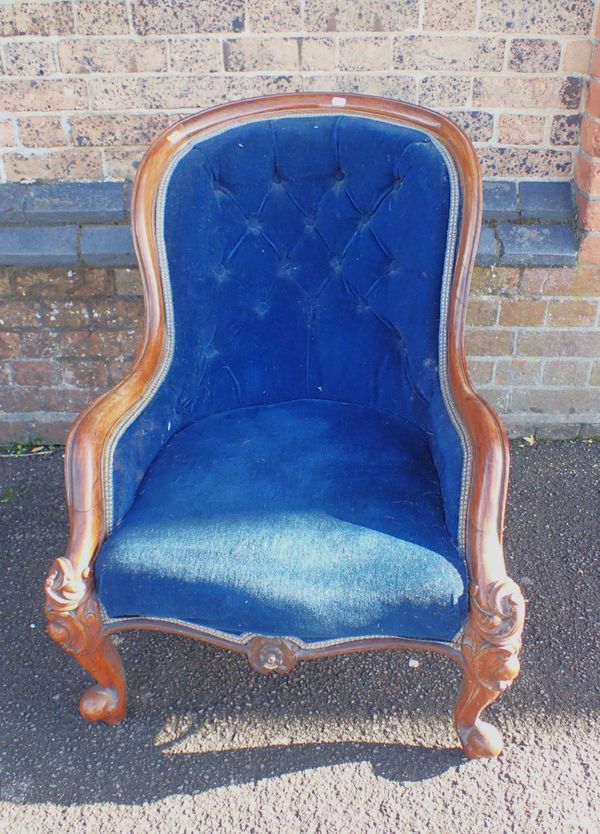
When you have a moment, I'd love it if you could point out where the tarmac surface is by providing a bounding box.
[0,439,598,834]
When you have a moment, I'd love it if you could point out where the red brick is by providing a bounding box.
[579,232,600,264]
[577,192,600,231]
[20,329,142,359]
[0,301,42,329]
[0,333,20,357]
[470,267,521,297]
[494,359,540,386]
[466,299,499,326]
[543,359,591,385]
[520,267,599,296]
[575,154,600,196]
[62,360,108,388]
[499,300,547,326]
[466,329,514,356]
[517,330,600,356]
[587,79,600,118]
[108,357,135,384]
[467,359,494,385]
[564,40,592,74]
[89,300,144,329]
[592,44,600,77]
[1,386,103,414]
[11,359,61,386]
[0,417,70,444]
[580,116,600,158]
[44,301,90,328]
[546,300,598,327]
[512,388,598,414]
[15,269,113,299]
[114,269,142,296]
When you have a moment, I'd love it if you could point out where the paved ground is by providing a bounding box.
[0,440,599,834]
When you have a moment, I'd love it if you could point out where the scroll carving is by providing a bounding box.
[455,578,525,758]
[246,636,299,675]
[45,558,127,724]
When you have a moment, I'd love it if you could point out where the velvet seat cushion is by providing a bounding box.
[96,400,468,644]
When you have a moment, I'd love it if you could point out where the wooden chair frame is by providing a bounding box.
[44,93,525,759]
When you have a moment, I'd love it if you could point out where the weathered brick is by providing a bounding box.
[576,192,600,231]
[63,359,109,388]
[521,266,599,297]
[338,37,392,71]
[579,232,600,264]
[300,38,336,71]
[131,0,244,34]
[169,38,223,73]
[512,388,598,414]
[445,111,494,143]
[108,357,136,384]
[478,148,574,178]
[303,74,415,101]
[394,36,503,72]
[499,299,547,326]
[0,118,17,147]
[467,359,494,385]
[11,359,61,386]
[104,148,145,180]
[0,274,11,297]
[479,0,594,35]
[24,183,125,224]
[69,113,169,147]
[0,79,87,112]
[471,267,521,297]
[497,114,545,146]
[473,77,582,110]
[76,0,129,35]
[466,329,515,356]
[44,301,90,328]
[508,39,561,73]
[58,38,168,74]
[546,299,598,327]
[420,76,470,108]
[0,184,26,225]
[466,299,499,326]
[1,386,102,414]
[517,329,600,356]
[423,0,477,31]
[499,223,577,267]
[4,149,103,182]
[0,1,74,36]
[89,300,144,329]
[247,0,302,31]
[88,76,221,110]
[18,117,68,148]
[224,38,300,71]
[115,269,142,296]
[563,39,592,73]
[543,359,592,385]
[478,387,511,414]
[495,358,540,385]
[0,333,20,357]
[550,114,581,147]
[0,417,71,444]
[0,227,78,267]
[519,181,574,222]
[482,182,518,221]
[305,0,419,31]
[590,362,600,386]
[0,301,42,329]
[80,226,135,267]
[3,41,57,76]
[20,329,141,359]
[15,268,113,298]
[475,226,498,265]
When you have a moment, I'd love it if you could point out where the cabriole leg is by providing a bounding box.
[45,557,126,724]
[455,579,525,759]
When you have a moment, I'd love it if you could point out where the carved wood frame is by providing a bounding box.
[45,93,525,757]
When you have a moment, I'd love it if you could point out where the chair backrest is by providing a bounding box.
[109,95,481,545]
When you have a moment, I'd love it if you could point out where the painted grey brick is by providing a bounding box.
[518,181,574,222]
[24,182,126,224]
[475,225,498,265]
[80,224,135,266]
[0,226,78,266]
[483,181,518,221]
[499,223,577,267]
[0,184,27,225]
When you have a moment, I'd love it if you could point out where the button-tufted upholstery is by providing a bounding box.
[96,113,469,643]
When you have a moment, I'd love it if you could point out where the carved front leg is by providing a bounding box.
[455,578,525,758]
[45,557,127,724]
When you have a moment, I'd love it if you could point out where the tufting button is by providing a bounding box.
[247,216,262,234]
[272,169,284,184]
[335,169,345,181]
[330,256,342,273]
[255,301,269,316]
[213,265,228,282]
[304,214,316,230]
[392,176,403,191]
[357,299,369,313]
[204,344,219,359]
[357,213,371,229]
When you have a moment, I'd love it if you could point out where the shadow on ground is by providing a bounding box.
[0,440,598,810]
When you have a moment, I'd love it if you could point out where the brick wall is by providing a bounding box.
[0,0,597,182]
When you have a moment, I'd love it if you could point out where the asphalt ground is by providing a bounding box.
[0,439,599,834]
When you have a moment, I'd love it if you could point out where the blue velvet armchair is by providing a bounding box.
[45,93,525,759]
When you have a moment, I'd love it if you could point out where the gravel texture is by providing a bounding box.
[0,440,599,833]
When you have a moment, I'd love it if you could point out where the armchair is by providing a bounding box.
[45,93,525,759]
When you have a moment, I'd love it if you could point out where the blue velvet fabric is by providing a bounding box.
[97,400,467,642]
[99,112,470,643]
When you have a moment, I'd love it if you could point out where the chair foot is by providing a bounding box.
[455,578,525,759]
[45,558,127,724]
